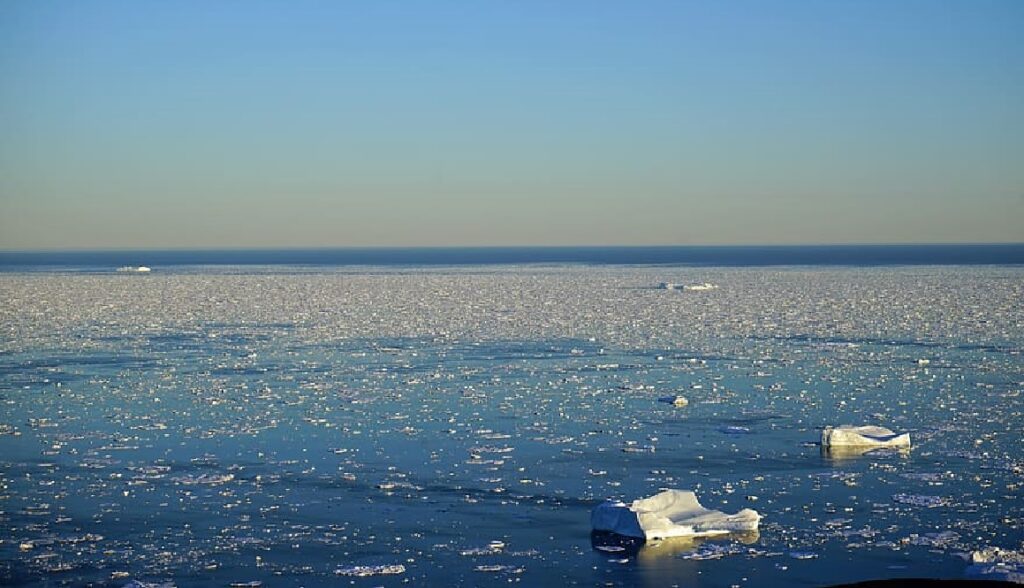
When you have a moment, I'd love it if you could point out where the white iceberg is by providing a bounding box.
[966,546,1024,584]
[591,490,761,540]
[821,425,910,449]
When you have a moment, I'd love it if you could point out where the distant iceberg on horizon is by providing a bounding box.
[659,282,718,291]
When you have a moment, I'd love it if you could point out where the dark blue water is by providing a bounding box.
[1,244,1023,270]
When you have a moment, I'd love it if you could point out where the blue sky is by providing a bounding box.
[1,0,1022,249]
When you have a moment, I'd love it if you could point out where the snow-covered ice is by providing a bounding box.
[592,489,761,539]
[821,425,911,449]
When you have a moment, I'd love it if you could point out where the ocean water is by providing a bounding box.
[1,264,1022,586]
[2,243,1024,270]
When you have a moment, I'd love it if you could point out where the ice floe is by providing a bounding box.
[334,564,406,577]
[891,493,951,508]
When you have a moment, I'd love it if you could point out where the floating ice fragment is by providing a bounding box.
[591,489,761,540]
[594,545,627,553]
[171,473,235,485]
[821,425,910,450]
[900,472,953,483]
[903,531,959,548]
[720,426,751,434]
[676,543,741,560]
[672,539,762,561]
[459,541,506,556]
[621,444,656,453]
[474,564,524,573]
[334,564,406,577]
[892,493,950,508]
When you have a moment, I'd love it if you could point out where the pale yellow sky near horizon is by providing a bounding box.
[2,1,1022,249]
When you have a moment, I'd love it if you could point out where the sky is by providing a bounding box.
[1,1,1022,249]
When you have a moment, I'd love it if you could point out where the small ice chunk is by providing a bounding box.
[334,564,406,577]
[474,565,524,573]
[591,489,761,540]
[675,542,751,560]
[171,473,235,485]
[904,531,959,548]
[721,426,751,434]
[821,425,910,449]
[892,493,950,508]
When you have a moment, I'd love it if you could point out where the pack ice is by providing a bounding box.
[821,425,910,449]
[591,490,761,540]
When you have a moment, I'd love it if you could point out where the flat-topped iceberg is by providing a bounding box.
[821,425,910,449]
[683,282,718,291]
[591,490,761,540]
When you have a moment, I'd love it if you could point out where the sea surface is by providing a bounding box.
[2,243,1024,270]
[1,260,1022,586]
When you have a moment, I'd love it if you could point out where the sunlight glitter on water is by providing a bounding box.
[1,266,1021,586]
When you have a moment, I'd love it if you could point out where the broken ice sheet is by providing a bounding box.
[334,564,406,577]
[903,531,961,549]
[892,494,952,508]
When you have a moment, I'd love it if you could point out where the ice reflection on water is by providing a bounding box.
[0,266,1021,586]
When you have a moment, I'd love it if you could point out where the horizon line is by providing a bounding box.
[3,241,1024,255]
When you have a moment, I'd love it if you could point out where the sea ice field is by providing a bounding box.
[1,265,1022,587]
